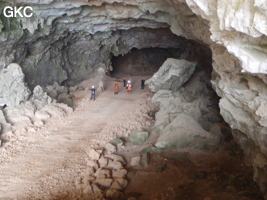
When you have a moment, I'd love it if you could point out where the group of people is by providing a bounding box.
[90,78,146,100]
[118,78,145,94]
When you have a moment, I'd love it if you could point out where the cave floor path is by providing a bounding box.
[0,76,151,199]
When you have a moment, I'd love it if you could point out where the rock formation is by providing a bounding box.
[146,58,197,92]
[0,63,73,142]
[0,63,31,107]
[0,0,267,198]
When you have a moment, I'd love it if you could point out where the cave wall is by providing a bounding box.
[0,0,267,197]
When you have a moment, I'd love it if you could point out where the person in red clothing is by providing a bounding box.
[126,80,132,94]
[114,81,119,95]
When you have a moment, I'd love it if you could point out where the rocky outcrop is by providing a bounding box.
[0,63,31,107]
[155,113,221,149]
[31,85,52,105]
[0,64,73,139]
[150,61,226,150]
[146,58,197,92]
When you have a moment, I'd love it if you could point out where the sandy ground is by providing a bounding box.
[0,75,153,199]
[0,75,264,200]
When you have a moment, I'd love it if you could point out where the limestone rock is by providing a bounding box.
[107,161,123,170]
[33,119,44,127]
[112,169,127,178]
[86,160,99,170]
[1,131,13,142]
[31,85,52,105]
[155,113,220,149]
[52,82,68,95]
[111,138,123,146]
[91,183,102,193]
[146,58,196,92]
[104,154,126,165]
[0,0,266,197]
[0,63,31,107]
[45,85,58,99]
[98,156,108,168]
[114,178,128,188]
[83,184,93,194]
[129,131,149,145]
[110,181,123,190]
[69,86,78,92]
[104,143,116,153]
[34,110,51,120]
[88,149,100,160]
[95,178,113,187]
[94,168,110,179]
[0,110,12,134]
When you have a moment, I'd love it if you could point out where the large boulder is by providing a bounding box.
[129,131,149,145]
[155,113,221,149]
[0,63,31,107]
[31,85,52,105]
[145,58,196,92]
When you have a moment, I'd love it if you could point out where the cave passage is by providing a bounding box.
[110,47,185,77]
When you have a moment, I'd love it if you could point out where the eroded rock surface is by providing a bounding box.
[155,113,221,149]
[146,58,196,92]
[0,63,31,107]
[0,64,73,138]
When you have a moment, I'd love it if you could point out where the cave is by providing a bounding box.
[0,1,267,200]
[111,47,190,77]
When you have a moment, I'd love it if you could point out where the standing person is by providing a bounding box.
[126,80,132,94]
[123,78,126,88]
[114,81,119,95]
[90,85,96,101]
[141,79,145,89]
[128,78,132,84]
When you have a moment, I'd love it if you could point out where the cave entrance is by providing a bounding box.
[110,45,233,140]
[110,47,184,77]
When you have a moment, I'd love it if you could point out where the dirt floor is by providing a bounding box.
[0,75,264,200]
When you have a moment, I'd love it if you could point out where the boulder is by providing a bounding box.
[114,178,128,188]
[98,156,108,168]
[107,161,123,170]
[104,154,126,165]
[86,160,99,169]
[94,168,110,178]
[0,110,12,134]
[0,63,31,106]
[105,143,116,153]
[145,58,196,92]
[52,82,68,94]
[111,138,123,146]
[129,131,149,145]
[31,85,52,105]
[95,178,113,187]
[112,169,127,178]
[88,149,100,160]
[155,113,221,150]
[110,181,123,190]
